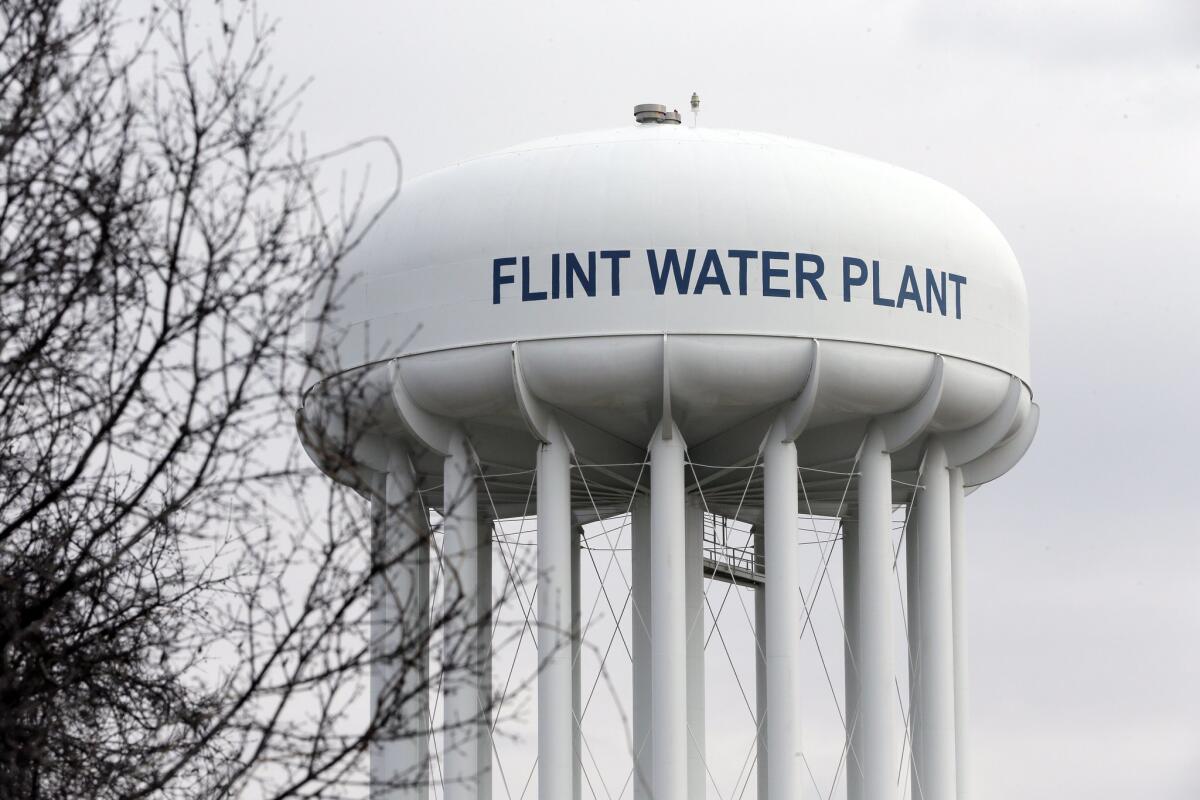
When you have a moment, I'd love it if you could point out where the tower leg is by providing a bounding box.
[651,422,688,800]
[908,438,956,800]
[443,432,490,800]
[841,518,861,800]
[858,425,897,800]
[762,432,801,799]
[572,523,582,800]
[906,493,922,792]
[685,502,706,799]
[371,454,430,800]
[475,514,493,800]
[631,498,653,800]
[754,525,767,800]
[950,467,970,800]
[537,421,574,800]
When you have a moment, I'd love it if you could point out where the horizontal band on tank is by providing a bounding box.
[316,327,1030,395]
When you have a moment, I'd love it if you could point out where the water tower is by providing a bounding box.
[298,102,1038,800]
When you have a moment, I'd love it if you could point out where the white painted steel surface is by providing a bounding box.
[370,455,431,800]
[474,515,492,800]
[296,120,1039,800]
[841,518,861,800]
[906,500,924,795]
[650,423,688,800]
[909,440,956,800]
[685,502,706,800]
[631,498,653,800]
[856,424,898,800]
[571,524,582,800]
[950,467,971,800]
[753,524,768,800]
[323,126,1029,382]
[442,433,490,800]
[536,421,573,800]
[304,123,1036,509]
[762,431,801,800]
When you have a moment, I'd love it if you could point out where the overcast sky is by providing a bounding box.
[255,2,1199,797]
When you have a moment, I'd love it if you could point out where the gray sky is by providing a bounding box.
[261,1,1199,797]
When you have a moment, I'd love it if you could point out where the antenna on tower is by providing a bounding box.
[690,92,700,128]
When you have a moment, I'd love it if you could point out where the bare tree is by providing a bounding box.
[0,2,506,797]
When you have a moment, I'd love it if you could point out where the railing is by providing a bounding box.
[702,514,763,586]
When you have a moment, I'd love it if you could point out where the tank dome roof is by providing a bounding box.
[320,125,1030,383]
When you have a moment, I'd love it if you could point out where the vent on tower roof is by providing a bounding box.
[634,103,681,124]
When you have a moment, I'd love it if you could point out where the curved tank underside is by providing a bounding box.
[298,334,1037,519]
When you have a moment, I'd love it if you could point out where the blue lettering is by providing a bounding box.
[521,255,546,302]
[728,250,757,296]
[495,251,966,316]
[647,248,696,295]
[949,273,967,319]
[843,256,868,301]
[871,260,895,307]
[693,249,732,295]
[795,253,827,300]
[566,252,596,298]
[601,250,630,296]
[896,264,923,311]
[926,269,947,316]
[762,251,789,298]
[493,257,516,305]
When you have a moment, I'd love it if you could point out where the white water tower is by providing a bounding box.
[299,102,1037,800]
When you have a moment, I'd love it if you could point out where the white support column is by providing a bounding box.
[537,420,574,800]
[857,424,897,800]
[905,499,922,790]
[475,514,493,800]
[631,498,653,800]
[685,502,706,800]
[841,517,861,800]
[950,467,970,800]
[762,429,801,800]
[753,524,767,800]
[572,523,583,800]
[371,452,431,800]
[443,432,489,800]
[908,438,956,800]
[651,422,688,800]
